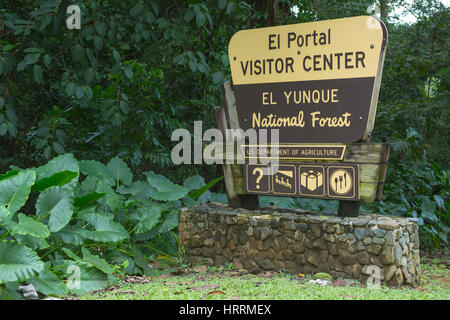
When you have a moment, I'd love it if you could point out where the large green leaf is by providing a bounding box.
[188,176,223,201]
[0,206,12,221]
[79,214,129,242]
[95,180,124,212]
[0,282,24,300]
[129,246,153,275]
[158,210,179,233]
[0,241,44,283]
[29,269,66,296]
[0,170,36,214]
[0,170,19,182]
[35,186,74,232]
[61,247,82,262]
[103,249,140,275]
[183,175,206,191]
[81,247,114,274]
[130,206,164,233]
[13,234,49,250]
[421,200,439,223]
[63,261,111,295]
[107,157,132,186]
[79,160,114,185]
[32,170,78,192]
[74,191,106,209]
[54,223,85,245]
[145,171,188,201]
[4,213,50,238]
[35,154,79,189]
[117,181,154,201]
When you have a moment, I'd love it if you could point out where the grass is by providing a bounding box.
[75,255,449,300]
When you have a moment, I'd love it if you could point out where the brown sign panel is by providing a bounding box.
[244,163,359,201]
[228,16,387,144]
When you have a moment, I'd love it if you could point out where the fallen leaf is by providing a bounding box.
[173,291,183,295]
[157,275,169,279]
[165,281,178,286]
[298,274,305,277]
[207,290,225,295]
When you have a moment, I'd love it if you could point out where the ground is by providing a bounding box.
[73,250,449,300]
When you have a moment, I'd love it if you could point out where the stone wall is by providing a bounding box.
[179,203,421,287]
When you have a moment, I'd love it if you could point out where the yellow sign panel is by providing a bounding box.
[229,16,386,85]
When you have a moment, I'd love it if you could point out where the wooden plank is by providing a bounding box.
[375,143,390,200]
[364,31,388,142]
[219,82,259,209]
[222,81,242,137]
[203,142,389,164]
[213,106,227,138]
[360,182,378,202]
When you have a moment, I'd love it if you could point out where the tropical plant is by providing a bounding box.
[0,153,224,299]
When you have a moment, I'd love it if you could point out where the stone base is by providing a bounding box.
[179,203,421,287]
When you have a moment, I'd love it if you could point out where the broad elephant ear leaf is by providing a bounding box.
[0,206,12,222]
[82,247,114,274]
[188,176,223,201]
[145,171,188,201]
[79,160,115,186]
[107,157,132,186]
[0,240,44,284]
[63,261,111,295]
[129,205,164,233]
[0,170,36,214]
[29,269,66,296]
[35,154,79,189]
[32,170,78,192]
[79,213,129,242]
[4,213,50,238]
[74,191,106,209]
[35,186,74,232]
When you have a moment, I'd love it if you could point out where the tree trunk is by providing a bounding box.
[379,0,388,20]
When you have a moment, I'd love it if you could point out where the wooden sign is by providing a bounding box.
[228,16,387,144]
[211,17,390,215]
[244,163,360,201]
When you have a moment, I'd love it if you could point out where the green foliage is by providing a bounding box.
[0,153,223,298]
[0,0,447,252]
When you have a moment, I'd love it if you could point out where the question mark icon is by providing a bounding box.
[253,167,263,189]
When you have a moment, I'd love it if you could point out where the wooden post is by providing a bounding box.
[212,83,259,210]
[338,200,361,217]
